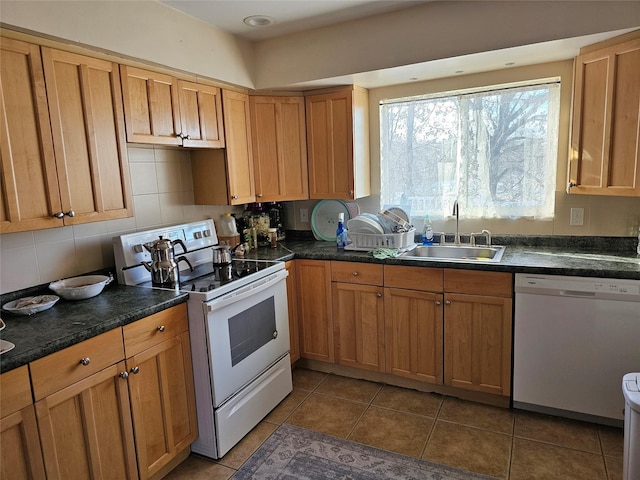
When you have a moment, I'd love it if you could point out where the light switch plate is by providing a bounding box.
[570,207,584,226]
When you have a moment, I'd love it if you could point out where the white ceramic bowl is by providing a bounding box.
[2,295,60,315]
[49,275,112,300]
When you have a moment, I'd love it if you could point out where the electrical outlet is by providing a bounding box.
[570,207,584,226]
[300,208,309,223]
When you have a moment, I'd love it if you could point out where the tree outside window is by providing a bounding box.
[380,81,560,220]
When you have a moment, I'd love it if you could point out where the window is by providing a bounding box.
[380,81,560,219]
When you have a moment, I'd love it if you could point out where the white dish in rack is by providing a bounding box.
[347,214,384,234]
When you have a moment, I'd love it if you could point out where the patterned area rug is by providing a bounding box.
[231,424,496,479]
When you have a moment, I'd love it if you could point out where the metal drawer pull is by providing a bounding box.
[79,357,91,366]
[119,371,129,379]
[377,293,382,298]
[157,325,165,332]
[435,301,441,306]
[53,212,64,218]
[352,272,359,276]
[130,366,140,374]
[445,300,451,305]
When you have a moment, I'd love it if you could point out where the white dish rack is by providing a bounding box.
[345,228,416,252]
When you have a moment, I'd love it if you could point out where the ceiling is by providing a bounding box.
[158,1,636,89]
[160,0,430,41]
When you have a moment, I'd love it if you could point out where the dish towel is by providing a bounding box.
[370,248,400,259]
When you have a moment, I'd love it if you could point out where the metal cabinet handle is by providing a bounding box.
[348,190,354,196]
[231,195,238,200]
[53,212,65,219]
[65,210,75,218]
[352,272,359,276]
[445,300,451,305]
[157,325,165,332]
[435,301,441,306]
[567,181,577,189]
[130,366,140,374]
[79,357,91,366]
[272,331,278,339]
[119,371,129,379]
[376,293,382,298]
[256,193,263,198]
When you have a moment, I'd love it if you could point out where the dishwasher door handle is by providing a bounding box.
[559,290,596,297]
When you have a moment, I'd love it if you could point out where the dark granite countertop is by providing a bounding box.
[244,236,640,280]
[0,282,188,373]
[2,235,637,374]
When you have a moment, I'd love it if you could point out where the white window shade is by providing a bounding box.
[380,81,560,220]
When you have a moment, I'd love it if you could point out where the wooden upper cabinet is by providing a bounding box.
[120,66,225,148]
[568,35,640,196]
[178,80,225,148]
[41,47,133,225]
[192,89,255,205]
[0,38,63,233]
[250,96,308,201]
[120,66,181,145]
[305,86,370,200]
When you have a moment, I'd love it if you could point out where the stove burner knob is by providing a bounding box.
[208,284,216,290]
[194,231,203,239]
[199,287,207,292]
[133,244,144,253]
[203,229,211,237]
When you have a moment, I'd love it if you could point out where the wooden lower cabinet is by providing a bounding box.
[443,269,513,396]
[443,293,512,396]
[35,361,137,480]
[333,282,385,372]
[285,260,300,363]
[384,288,443,384]
[296,259,333,362]
[0,366,46,480]
[124,305,198,480]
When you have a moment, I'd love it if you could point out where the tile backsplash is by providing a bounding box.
[0,146,240,294]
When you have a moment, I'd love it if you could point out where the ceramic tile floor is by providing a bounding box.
[165,368,625,480]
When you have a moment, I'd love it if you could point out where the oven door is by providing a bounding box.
[204,269,290,407]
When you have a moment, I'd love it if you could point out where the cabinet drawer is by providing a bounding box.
[444,269,513,297]
[123,304,188,358]
[331,261,383,285]
[384,265,443,292]
[30,328,124,401]
[1,365,32,416]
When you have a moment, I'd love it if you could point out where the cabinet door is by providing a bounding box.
[305,86,369,200]
[35,361,137,480]
[569,38,640,196]
[0,38,63,233]
[443,293,512,396]
[250,96,308,201]
[384,288,443,384]
[1,366,46,480]
[120,65,181,145]
[41,48,133,224]
[296,259,334,363]
[221,90,255,204]
[126,331,197,479]
[333,282,385,372]
[178,80,225,148]
[306,90,354,199]
[285,261,300,363]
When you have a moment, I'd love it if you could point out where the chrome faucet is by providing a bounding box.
[452,200,460,245]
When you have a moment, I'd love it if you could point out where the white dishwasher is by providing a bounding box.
[514,274,640,426]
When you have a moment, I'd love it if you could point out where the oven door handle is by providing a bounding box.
[206,269,288,313]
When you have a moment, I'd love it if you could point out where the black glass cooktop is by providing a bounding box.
[138,259,281,293]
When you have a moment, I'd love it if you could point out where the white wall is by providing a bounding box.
[0,147,241,294]
[252,1,640,89]
[0,0,255,88]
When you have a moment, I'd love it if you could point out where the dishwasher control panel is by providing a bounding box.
[515,274,640,302]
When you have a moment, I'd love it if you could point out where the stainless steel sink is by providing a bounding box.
[399,244,506,263]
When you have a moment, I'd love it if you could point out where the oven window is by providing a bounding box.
[228,297,276,366]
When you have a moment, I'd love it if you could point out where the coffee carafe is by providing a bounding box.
[141,236,192,286]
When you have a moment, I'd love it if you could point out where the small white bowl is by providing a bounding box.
[2,295,60,315]
[49,275,112,300]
